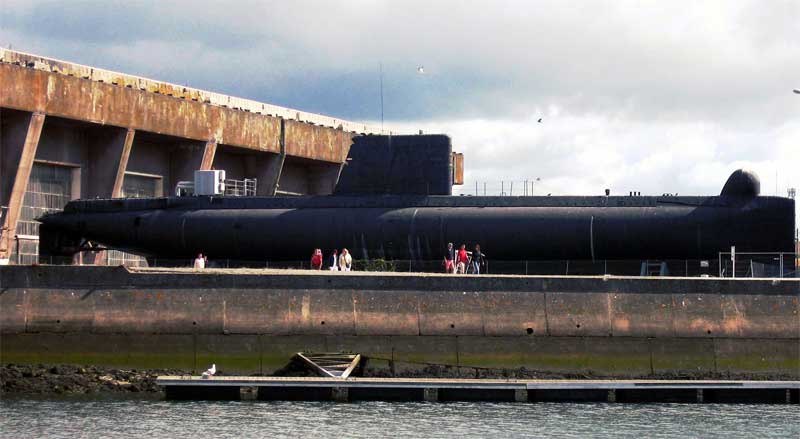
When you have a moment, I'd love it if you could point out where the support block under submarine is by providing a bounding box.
[38,135,795,266]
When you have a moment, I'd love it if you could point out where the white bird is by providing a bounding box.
[201,363,216,379]
[417,66,425,74]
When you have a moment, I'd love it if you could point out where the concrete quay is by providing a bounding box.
[157,376,800,404]
[1,265,798,378]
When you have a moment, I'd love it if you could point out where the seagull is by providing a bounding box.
[201,363,216,379]
[417,66,425,74]
[794,89,800,94]
[537,118,543,123]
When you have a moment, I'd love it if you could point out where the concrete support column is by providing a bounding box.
[200,139,217,170]
[112,129,135,197]
[247,152,285,197]
[87,127,135,198]
[696,389,704,403]
[514,388,528,402]
[269,119,287,195]
[607,389,617,403]
[0,112,45,261]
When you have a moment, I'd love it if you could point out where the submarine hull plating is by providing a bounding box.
[39,194,795,262]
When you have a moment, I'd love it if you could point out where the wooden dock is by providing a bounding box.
[156,376,800,403]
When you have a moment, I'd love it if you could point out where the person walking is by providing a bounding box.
[339,248,353,271]
[193,253,206,270]
[310,248,323,270]
[329,249,339,271]
[456,244,469,274]
[443,242,456,273]
[471,244,486,275]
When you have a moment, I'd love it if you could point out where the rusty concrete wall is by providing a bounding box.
[284,120,353,163]
[0,266,797,376]
[0,63,354,164]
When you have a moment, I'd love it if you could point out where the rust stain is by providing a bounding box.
[0,63,292,157]
[301,294,311,322]
[722,316,746,335]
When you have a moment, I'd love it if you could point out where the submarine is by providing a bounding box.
[38,135,795,265]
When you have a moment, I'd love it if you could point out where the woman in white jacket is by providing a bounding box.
[339,248,353,271]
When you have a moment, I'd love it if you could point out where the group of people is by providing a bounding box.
[311,248,353,271]
[444,243,486,274]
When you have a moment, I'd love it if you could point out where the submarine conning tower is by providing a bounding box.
[720,169,761,198]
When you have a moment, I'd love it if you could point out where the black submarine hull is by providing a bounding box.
[39,191,795,262]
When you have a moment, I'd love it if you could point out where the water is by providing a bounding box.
[1,398,798,438]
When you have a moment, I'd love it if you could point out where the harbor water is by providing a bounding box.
[1,398,798,438]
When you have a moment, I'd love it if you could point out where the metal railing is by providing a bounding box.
[224,178,257,197]
[718,252,796,278]
[458,180,554,197]
[27,256,797,278]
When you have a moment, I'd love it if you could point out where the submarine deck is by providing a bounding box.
[61,193,731,214]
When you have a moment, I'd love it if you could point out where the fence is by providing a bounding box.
[28,255,797,278]
[224,178,257,197]
[717,252,796,279]
[458,179,552,197]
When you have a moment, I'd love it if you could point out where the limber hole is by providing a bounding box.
[576,324,581,328]
[56,320,61,324]
[707,330,711,334]
[526,328,533,335]
[192,321,197,325]
[321,321,326,325]
[450,324,455,329]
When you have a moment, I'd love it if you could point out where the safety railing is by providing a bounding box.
[27,256,797,278]
[717,252,796,278]
[224,178,258,197]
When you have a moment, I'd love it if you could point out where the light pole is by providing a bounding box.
[531,177,541,196]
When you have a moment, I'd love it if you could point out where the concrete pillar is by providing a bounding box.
[112,129,135,197]
[607,389,616,403]
[269,119,287,195]
[87,127,134,198]
[200,139,217,171]
[423,387,438,402]
[514,388,528,402]
[696,389,704,403]
[0,112,45,262]
[246,152,284,197]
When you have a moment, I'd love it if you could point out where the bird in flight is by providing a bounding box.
[417,66,425,74]
[537,118,543,123]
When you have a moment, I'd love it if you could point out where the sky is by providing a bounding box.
[1,0,798,224]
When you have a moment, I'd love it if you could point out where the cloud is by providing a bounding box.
[2,0,798,225]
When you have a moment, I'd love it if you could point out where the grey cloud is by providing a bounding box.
[1,1,798,222]
[4,0,799,122]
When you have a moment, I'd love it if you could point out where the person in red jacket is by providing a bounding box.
[310,248,323,270]
[456,244,470,274]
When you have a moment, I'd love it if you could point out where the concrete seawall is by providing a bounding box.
[1,266,798,378]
